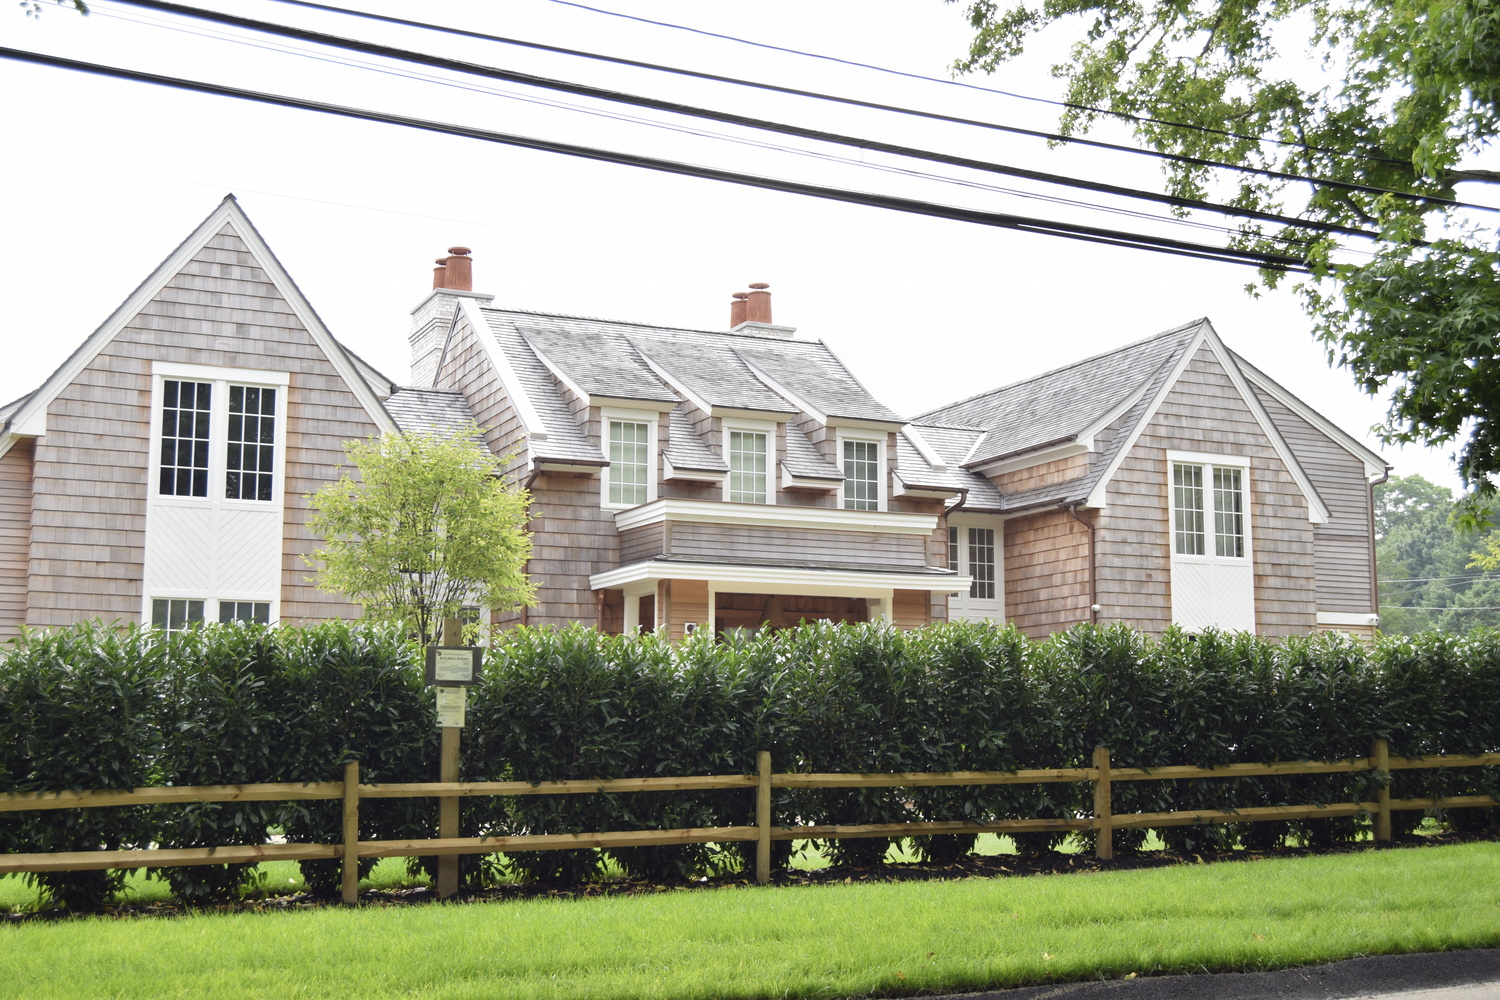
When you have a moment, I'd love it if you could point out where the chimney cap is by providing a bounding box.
[748,282,770,290]
[447,246,472,256]
[732,292,749,300]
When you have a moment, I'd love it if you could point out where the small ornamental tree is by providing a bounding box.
[307,424,535,644]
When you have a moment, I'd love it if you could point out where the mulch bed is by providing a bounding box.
[6,827,1496,922]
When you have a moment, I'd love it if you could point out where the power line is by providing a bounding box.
[242,0,1498,218]
[544,0,1419,173]
[105,0,1380,244]
[0,45,1310,272]
[84,1,1286,246]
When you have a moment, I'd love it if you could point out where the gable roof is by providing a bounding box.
[0,195,398,446]
[918,319,1341,521]
[915,320,1200,467]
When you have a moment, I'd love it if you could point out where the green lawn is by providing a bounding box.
[1,841,1496,1000]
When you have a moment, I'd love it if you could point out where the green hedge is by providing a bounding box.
[1,619,1498,906]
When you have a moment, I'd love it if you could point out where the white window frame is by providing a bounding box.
[836,428,886,512]
[946,516,1003,621]
[1166,450,1254,632]
[722,419,776,505]
[149,361,290,508]
[601,407,658,510]
[149,596,278,631]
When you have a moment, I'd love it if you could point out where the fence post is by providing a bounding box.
[341,760,360,905]
[1372,738,1392,843]
[436,617,462,900]
[1093,746,1113,860]
[756,751,771,885]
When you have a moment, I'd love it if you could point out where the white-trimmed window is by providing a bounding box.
[838,430,885,511]
[151,364,288,505]
[947,519,1002,620]
[151,598,272,632]
[1167,451,1254,632]
[603,414,655,508]
[724,423,772,504]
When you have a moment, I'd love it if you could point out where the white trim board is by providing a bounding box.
[3,195,397,441]
[612,497,938,535]
[591,560,969,595]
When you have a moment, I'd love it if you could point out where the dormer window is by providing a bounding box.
[837,429,886,511]
[602,408,658,509]
[723,421,774,504]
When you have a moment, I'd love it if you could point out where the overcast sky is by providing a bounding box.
[2,0,1485,491]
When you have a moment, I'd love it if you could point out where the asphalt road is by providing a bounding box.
[929,950,1500,1000]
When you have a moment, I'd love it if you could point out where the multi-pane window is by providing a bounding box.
[218,601,271,624]
[968,527,996,599]
[1212,467,1245,557]
[226,386,276,502]
[152,598,204,634]
[160,379,212,497]
[842,439,880,510]
[1173,461,1246,558]
[156,377,278,502]
[728,430,768,503]
[608,419,650,506]
[948,525,960,573]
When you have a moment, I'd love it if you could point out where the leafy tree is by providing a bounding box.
[1374,475,1500,632]
[951,0,1500,495]
[307,424,534,644]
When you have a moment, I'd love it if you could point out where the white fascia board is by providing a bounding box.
[663,457,727,483]
[591,560,969,595]
[974,441,1091,478]
[892,475,963,500]
[7,196,397,439]
[522,337,590,406]
[535,460,607,474]
[902,427,948,472]
[1238,362,1390,474]
[638,354,711,414]
[781,463,841,491]
[1201,327,1330,524]
[462,298,548,441]
[959,431,988,466]
[712,405,796,421]
[737,355,826,423]
[593,395,676,413]
[612,497,937,535]
[1317,611,1380,627]
[1166,449,1253,468]
[0,432,14,461]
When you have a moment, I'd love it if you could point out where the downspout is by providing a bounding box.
[1065,502,1098,624]
[1368,467,1392,629]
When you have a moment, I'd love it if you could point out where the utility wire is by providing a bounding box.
[254,0,1496,216]
[84,2,1287,246]
[544,0,1418,172]
[106,0,1381,244]
[0,46,1310,272]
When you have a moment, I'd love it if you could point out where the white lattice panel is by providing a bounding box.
[145,503,281,599]
[214,508,282,595]
[144,505,214,591]
[1170,561,1215,630]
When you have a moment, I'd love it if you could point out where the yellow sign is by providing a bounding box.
[435,686,467,728]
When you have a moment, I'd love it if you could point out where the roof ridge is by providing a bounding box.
[913,318,1207,421]
[489,306,825,347]
[905,419,986,432]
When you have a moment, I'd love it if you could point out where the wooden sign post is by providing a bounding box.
[428,617,482,900]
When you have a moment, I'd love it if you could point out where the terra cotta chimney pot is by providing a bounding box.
[745,282,771,324]
[442,247,473,292]
[729,291,749,328]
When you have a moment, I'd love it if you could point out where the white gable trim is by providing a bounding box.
[461,298,548,442]
[1084,322,1330,524]
[4,196,396,440]
[1238,360,1390,477]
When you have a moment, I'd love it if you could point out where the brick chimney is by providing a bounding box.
[410,246,491,387]
[728,282,796,338]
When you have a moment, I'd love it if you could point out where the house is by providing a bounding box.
[906,320,1390,640]
[0,196,1387,641]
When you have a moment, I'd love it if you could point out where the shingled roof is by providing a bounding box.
[915,319,1204,468]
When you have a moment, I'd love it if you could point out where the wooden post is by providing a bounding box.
[341,760,359,905]
[755,750,771,885]
[1373,738,1392,843]
[1093,746,1113,860]
[437,617,462,899]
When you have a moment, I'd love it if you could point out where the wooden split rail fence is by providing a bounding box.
[2,740,1496,904]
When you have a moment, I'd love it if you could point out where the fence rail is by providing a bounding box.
[2,740,1496,903]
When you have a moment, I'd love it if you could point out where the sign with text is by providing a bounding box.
[435,686,467,728]
[425,646,483,686]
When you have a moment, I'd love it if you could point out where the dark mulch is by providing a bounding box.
[5,827,1497,922]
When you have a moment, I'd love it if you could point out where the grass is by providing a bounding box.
[1,841,1496,1000]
